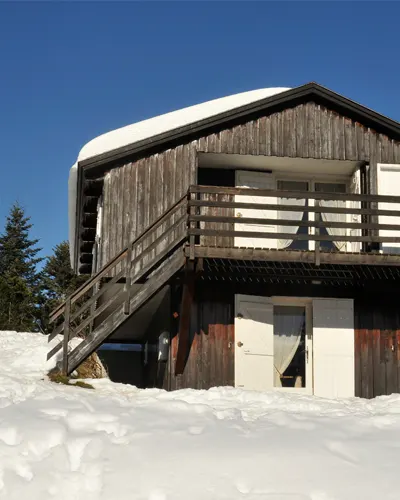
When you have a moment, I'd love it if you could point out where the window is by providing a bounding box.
[315,182,347,251]
[277,180,309,250]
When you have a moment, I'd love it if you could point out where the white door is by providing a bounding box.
[312,298,355,398]
[234,170,277,249]
[377,164,400,253]
[234,294,274,390]
[234,295,313,393]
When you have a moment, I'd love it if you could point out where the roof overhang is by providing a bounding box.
[78,82,400,174]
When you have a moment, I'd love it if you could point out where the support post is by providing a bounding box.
[62,298,71,375]
[175,260,195,375]
[315,200,321,267]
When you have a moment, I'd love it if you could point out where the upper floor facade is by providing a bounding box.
[68,83,400,275]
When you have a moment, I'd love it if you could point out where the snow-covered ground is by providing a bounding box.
[1,331,400,500]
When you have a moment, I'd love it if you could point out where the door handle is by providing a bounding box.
[237,341,243,347]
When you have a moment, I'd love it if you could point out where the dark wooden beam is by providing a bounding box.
[83,180,103,196]
[79,253,93,264]
[80,241,95,253]
[185,246,400,266]
[175,261,195,376]
[78,264,92,275]
[81,228,96,241]
[82,213,98,228]
[83,196,99,213]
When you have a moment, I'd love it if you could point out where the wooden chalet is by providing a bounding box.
[48,83,400,399]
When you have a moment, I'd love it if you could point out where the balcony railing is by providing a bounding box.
[187,185,400,264]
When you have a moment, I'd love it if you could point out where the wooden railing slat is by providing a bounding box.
[49,194,187,323]
[189,228,400,243]
[188,215,400,231]
[190,184,400,204]
[69,268,125,324]
[188,200,400,218]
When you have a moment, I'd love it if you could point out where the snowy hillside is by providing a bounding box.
[1,332,400,500]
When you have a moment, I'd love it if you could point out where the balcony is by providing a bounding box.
[185,185,400,267]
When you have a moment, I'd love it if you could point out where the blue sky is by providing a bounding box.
[1,1,399,261]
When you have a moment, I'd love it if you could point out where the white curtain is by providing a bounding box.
[316,183,347,251]
[277,181,307,249]
[273,306,305,387]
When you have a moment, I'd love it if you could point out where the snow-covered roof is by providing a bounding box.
[69,87,291,268]
[77,87,291,163]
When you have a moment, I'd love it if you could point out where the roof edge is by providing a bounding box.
[79,82,400,172]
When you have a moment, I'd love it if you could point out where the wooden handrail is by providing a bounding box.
[68,218,187,327]
[189,184,400,204]
[50,193,187,323]
[48,231,188,359]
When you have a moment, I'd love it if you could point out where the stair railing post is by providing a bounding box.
[124,244,133,315]
[62,297,71,375]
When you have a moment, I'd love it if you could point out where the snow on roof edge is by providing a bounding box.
[69,87,291,269]
[77,87,291,163]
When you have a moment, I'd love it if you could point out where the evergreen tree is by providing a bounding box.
[40,241,85,333]
[0,203,43,331]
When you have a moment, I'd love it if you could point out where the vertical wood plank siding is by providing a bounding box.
[355,298,400,398]
[165,287,400,396]
[167,285,234,390]
[99,101,400,268]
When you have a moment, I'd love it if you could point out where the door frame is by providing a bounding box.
[271,296,313,395]
[234,294,314,394]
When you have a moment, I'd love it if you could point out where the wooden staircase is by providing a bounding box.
[47,194,188,375]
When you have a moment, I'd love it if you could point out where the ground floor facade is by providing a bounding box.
[159,281,400,399]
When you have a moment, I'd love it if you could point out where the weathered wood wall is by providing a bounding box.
[98,101,400,269]
[355,298,400,399]
[165,280,354,391]
[166,283,234,390]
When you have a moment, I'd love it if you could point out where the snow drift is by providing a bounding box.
[1,330,400,500]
